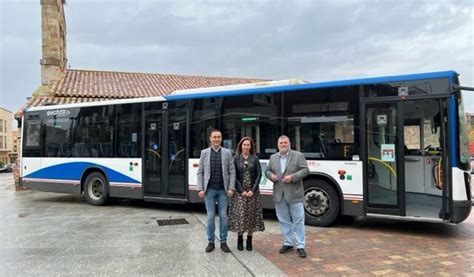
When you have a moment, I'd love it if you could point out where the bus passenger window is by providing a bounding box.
[117,104,141,158]
[284,87,359,160]
[43,108,76,157]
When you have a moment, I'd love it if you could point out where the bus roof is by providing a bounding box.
[164,70,458,101]
[25,70,457,112]
[171,79,308,96]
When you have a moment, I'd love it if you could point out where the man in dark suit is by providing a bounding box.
[265,135,309,258]
[197,129,236,253]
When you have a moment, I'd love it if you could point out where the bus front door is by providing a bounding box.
[165,110,187,198]
[364,102,405,216]
[144,112,163,196]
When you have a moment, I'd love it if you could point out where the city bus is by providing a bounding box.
[20,70,472,226]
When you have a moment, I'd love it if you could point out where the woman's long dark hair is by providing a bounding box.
[235,136,255,155]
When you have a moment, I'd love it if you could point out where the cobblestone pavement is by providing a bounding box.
[254,209,474,276]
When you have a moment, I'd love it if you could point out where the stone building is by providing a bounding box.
[10,130,18,164]
[0,108,13,166]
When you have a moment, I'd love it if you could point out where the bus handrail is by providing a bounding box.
[368,157,397,178]
[169,148,185,170]
[146,149,161,158]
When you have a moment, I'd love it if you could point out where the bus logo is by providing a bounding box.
[46,109,71,117]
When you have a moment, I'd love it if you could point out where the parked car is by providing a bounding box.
[0,164,13,173]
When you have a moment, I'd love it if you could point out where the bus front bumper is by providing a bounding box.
[451,200,472,224]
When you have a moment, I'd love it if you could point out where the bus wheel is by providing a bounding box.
[303,179,340,227]
[84,172,109,206]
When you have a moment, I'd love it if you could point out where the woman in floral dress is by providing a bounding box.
[228,137,265,251]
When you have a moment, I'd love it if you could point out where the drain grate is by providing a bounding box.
[157,218,189,226]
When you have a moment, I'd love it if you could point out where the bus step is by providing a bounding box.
[144,196,187,204]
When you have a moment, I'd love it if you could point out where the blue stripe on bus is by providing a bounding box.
[164,70,457,101]
[24,162,140,184]
[449,95,457,167]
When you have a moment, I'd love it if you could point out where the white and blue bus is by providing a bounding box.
[20,71,472,226]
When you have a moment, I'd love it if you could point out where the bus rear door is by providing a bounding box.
[143,107,188,203]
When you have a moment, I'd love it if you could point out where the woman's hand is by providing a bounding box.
[246,191,254,198]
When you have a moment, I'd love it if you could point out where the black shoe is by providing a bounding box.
[221,243,231,253]
[205,243,215,253]
[246,235,253,251]
[279,245,294,254]
[296,248,307,258]
[237,235,244,251]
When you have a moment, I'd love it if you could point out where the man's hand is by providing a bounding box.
[198,190,205,198]
[282,175,292,183]
[227,189,234,197]
[270,174,278,182]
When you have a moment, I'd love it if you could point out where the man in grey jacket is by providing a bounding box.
[197,129,236,253]
[265,135,309,258]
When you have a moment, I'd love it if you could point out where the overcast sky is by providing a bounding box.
[1,0,473,120]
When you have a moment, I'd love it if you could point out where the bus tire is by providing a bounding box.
[303,179,340,227]
[83,172,109,206]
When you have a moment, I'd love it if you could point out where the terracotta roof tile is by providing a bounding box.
[18,69,268,112]
[50,69,267,99]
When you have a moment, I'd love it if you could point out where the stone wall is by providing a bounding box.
[35,0,66,96]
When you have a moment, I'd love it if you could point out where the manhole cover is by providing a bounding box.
[157,218,189,226]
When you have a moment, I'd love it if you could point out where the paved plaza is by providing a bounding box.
[1,173,473,276]
[256,211,474,276]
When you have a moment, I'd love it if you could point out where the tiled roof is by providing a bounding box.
[25,69,268,108]
[53,69,267,98]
